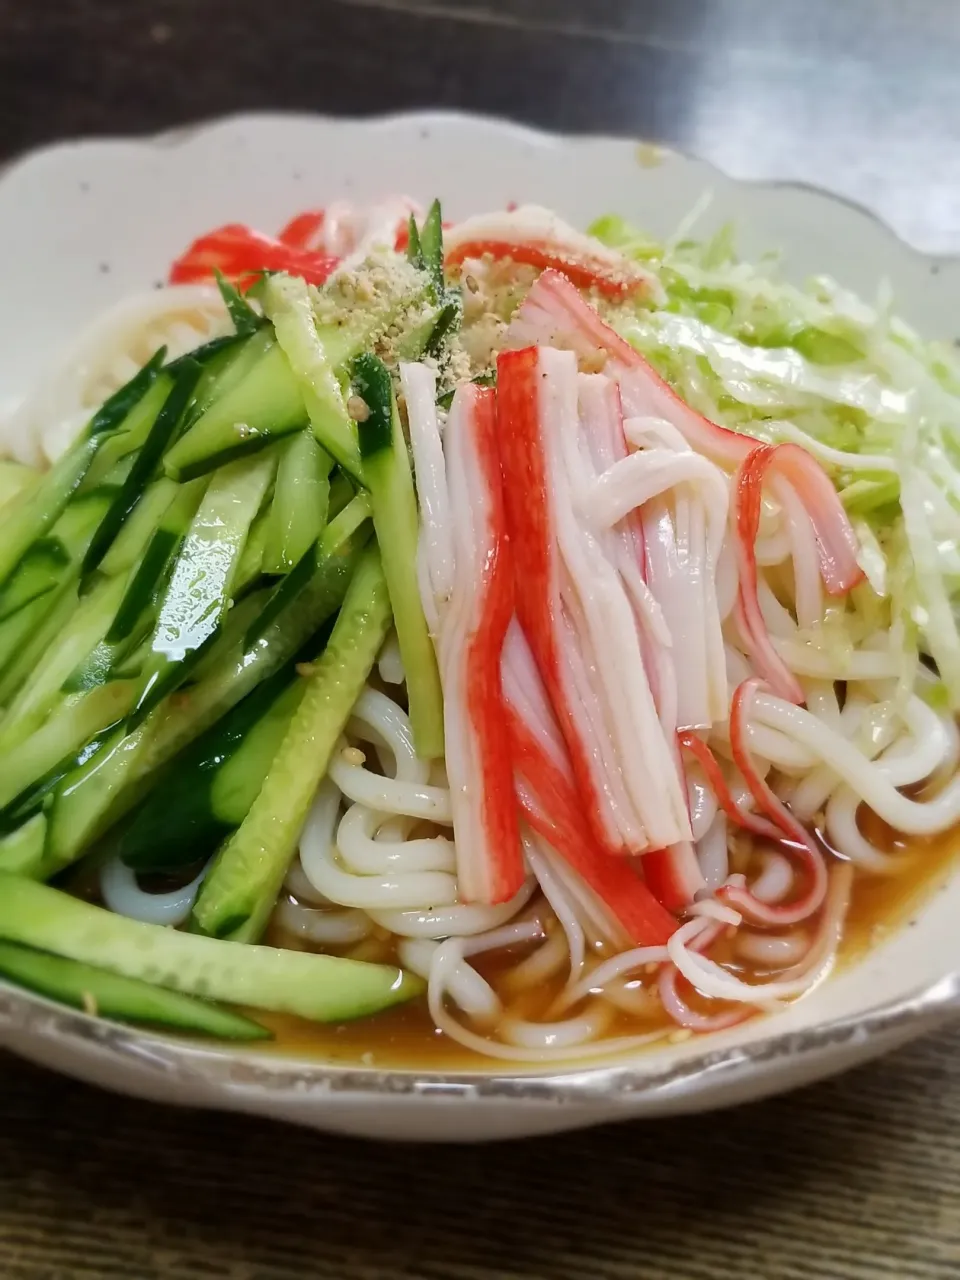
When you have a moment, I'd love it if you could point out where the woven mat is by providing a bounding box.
[1,1030,958,1279]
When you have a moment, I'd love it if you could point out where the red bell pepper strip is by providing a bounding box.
[277,209,326,249]
[444,208,657,299]
[169,222,339,287]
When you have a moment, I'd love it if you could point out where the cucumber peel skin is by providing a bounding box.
[0,437,100,593]
[118,651,309,873]
[81,358,201,578]
[39,533,367,873]
[214,269,264,339]
[105,476,208,646]
[0,941,271,1041]
[97,477,179,579]
[0,351,169,591]
[0,873,422,1023]
[0,573,129,754]
[192,545,392,943]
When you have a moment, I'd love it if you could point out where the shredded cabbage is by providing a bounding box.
[590,214,960,709]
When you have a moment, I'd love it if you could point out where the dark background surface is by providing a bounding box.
[2,0,960,250]
[1,3,960,1277]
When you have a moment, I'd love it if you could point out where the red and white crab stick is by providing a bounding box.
[403,364,524,906]
[497,344,692,856]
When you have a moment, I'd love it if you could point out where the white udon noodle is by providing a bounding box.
[261,653,958,1059]
[0,285,230,466]
[268,490,959,1062]
[20,280,950,1062]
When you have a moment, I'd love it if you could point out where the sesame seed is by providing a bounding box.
[347,395,370,422]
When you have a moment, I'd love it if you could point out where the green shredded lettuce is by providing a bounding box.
[589,214,960,709]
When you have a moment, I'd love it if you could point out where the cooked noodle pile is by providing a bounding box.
[7,201,959,1065]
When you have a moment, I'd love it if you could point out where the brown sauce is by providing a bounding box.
[245,815,960,1071]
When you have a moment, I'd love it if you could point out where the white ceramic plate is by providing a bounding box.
[0,111,958,1142]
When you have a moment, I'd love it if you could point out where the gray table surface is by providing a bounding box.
[1,3,959,1277]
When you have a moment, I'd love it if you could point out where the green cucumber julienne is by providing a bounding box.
[260,274,363,478]
[0,436,99,593]
[134,449,277,720]
[175,328,271,434]
[0,460,39,514]
[0,873,422,1023]
[0,940,269,1040]
[401,200,461,360]
[163,339,307,482]
[214,269,264,339]
[39,527,369,873]
[350,352,444,758]
[0,813,47,878]
[0,485,115,626]
[81,357,201,577]
[118,653,308,872]
[232,501,271,595]
[0,351,166,591]
[105,476,207,645]
[0,585,78,705]
[0,678,138,814]
[262,430,332,574]
[0,572,128,752]
[79,370,174,493]
[244,491,371,649]
[191,544,392,942]
[96,476,179,579]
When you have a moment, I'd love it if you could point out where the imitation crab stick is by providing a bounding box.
[720,678,830,926]
[435,384,525,904]
[444,206,660,300]
[497,345,691,855]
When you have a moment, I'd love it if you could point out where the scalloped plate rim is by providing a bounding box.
[2,107,955,267]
